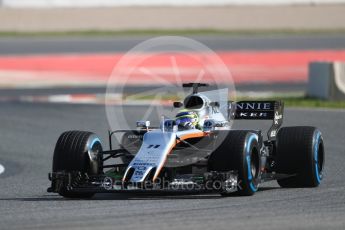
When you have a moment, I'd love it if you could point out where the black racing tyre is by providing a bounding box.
[121,131,145,155]
[53,130,103,198]
[276,126,325,188]
[208,130,261,196]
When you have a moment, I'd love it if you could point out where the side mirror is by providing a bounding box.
[173,101,183,108]
[136,120,150,129]
[210,102,220,107]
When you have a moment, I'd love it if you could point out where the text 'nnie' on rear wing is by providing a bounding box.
[228,101,284,140]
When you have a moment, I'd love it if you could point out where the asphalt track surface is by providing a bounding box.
[0,102,344,230]
[1,34,345,55]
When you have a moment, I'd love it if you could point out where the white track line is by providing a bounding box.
[0,164,5,175]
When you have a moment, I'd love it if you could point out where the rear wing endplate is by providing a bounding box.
[229,101,284,140]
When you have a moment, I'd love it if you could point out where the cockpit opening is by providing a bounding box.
[183,95,204,109]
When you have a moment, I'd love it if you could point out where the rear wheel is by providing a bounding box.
[53,130,103,198]
[276,126,324,187]
[208,130,261,196]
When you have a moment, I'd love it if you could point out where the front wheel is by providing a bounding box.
[208,130,261,196]
[52,130,103,198]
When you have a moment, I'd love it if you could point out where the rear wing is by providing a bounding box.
[229,101,284,140]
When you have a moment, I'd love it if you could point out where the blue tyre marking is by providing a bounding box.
[246,155,252,180]
[314,132,322,184]
[246,134,258,192]
[250,182,257,192]
[89,138,101,150]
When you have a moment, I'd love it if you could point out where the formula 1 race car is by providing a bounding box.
[48,83,325,198]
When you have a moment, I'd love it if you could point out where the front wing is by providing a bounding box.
[47,170,239,194]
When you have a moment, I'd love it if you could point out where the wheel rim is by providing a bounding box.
[87,140,103,174]
[90,142,102,153]
[251,159,256,178]
[316,142,324,178]
[250,151,259,179]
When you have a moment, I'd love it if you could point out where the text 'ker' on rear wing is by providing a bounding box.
[228,101,284,140]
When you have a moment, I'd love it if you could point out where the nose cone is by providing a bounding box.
[125,131,176,183]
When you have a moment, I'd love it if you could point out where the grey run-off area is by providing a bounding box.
[0,4,345,31]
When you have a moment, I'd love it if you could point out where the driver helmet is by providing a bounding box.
[175,110,199,130]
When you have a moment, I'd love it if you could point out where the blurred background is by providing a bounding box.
[0,0,345,104]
